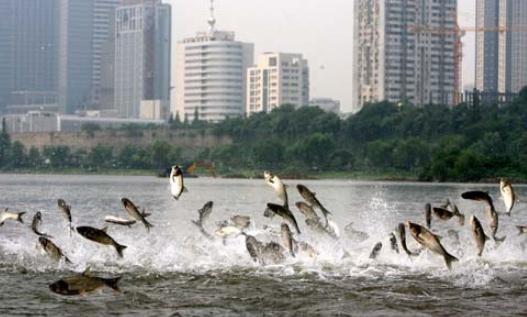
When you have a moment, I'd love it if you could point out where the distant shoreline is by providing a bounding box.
[0,169,515,184]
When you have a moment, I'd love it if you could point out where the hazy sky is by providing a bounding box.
[168,0,477,112]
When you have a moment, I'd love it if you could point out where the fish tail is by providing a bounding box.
[104,276,122,292]
[115,243,127,258]
[293,221,301,235]
[444,252,458,270]
[494,235,507,245]
[457,214,465,226]
[144,219,154,233]
[17,212,25,224]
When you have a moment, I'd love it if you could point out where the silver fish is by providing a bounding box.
[76,226,127,257]
[407,221,458,270]
[264,171,289,208]
[369,242,382,259]
[121,198,153,232]
[243,233,264,264]
[0,209,25,226]
[261,241,286,265]
[516,225,527,235]
[104,216,137,227]
[297,184,331,227]
[461,191,505,242]
[266,203,300,234]
[170,165,187,200]
[32,211,52,238]
[389,232,399,253]
[471,215,489,256]
[397,223,420,257]
[295,201,319,221]
[281,223,295,257]
[49,273,121,296]
[39,237,72,264]
[425,203,432,229]
[193,201,213,227]
[500,178,516,216]
[231,215,251,229]
[57,199,73,236]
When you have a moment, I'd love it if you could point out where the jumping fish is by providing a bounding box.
[407,221,458,270]
[264,171,289,208]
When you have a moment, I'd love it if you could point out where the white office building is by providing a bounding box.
[174,2,253,122]
[246,53,309,115]
[353,0,457,111]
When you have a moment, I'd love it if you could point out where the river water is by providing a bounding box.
[0,174,526,316]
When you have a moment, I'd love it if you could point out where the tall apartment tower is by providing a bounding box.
[58,0,120,113]
[91,0,121,108]
[353,0,457,111]
[0,0,59,113]
[476,0,527,94]
[246,53,309,115]
[58,0,94,113]
[114,0,171,119]
[174,1,254,122]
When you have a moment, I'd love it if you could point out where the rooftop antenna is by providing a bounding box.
[208,0,216,33]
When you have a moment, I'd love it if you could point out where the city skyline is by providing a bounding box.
[168,0,477,113]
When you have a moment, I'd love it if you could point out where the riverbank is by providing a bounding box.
[0,168,422,181]
[1,168,518,183]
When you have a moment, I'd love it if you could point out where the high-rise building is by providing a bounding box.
[58,0,120,114]
[174,1,254,122]
[58,0,94,113]
[91,0,121,108]
[246,53,309,115]
[0,0,59,113]
[476,0,527,94]
[353,0,457,111]
[114,0,171,119]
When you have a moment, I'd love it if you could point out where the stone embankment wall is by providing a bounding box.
[11,129,232,154]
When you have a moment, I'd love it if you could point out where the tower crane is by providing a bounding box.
[409,23,527,105]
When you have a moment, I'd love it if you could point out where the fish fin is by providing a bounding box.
[172,195,179,201]
[105,276,122,292]
[141,211,152,218]
[65,256,73,265]
[183,186,189,193]
[144,219,153,233]
[517,226,524,236]
[116,244,127,257]
[444,253,458,270]
[101,226,108,233]
[17,212,26,224]
[191,220,201,227]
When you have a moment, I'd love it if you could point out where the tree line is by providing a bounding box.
[2,88,527,181]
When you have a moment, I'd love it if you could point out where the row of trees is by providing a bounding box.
[2,88,527,181]
[206,88,527,181]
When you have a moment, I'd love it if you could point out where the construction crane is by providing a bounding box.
[409,23,527,105]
